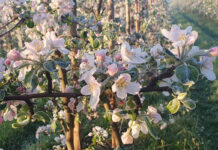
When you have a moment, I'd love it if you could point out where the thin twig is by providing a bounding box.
[2,92,82,101]
[24,98,34,118]
[0,16,19,30]
[140,86,173,93]
[45,71,52,94]
[0,18,25,38]
[147,65,176,87]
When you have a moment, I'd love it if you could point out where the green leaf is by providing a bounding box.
[31,75,38,91]
[177,92,187,100]
[24,70,33,84]
[54,59,70,69]
[127,99,136,109]
[43,61,56,72]
[164,48,180,61]
[51,120,57,132]
[17,115,30,126]
[167,98,180,114]
[176,65,190,83]
[128,68,139,82]
[0,89,5,100]
[144,117,159,140]
[0,103,7,111]
[33,111,51,123]
[176,65,199,84]
[187,65,199,82]
[80,30,88,39]
[24,69,38,91]
[180,99,196,110]
[93,39,100,49]
[26,20,34,28]
[15,62,31,70]
[171,85,184,94]
[12,123,25,129]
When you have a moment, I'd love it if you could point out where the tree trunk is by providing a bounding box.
[56,57,75,150]
[96,0,103,17]
[73,113,81,150]
[135,0,140,33]
[107,0,114,51]
[126,0,131,34]
[104,89,122,149]
[70,1,82,149]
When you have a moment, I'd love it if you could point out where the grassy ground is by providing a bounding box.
[170,11,218,149]
[1,11,218,150]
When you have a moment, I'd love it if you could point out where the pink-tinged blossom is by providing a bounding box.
[161,25,198,47]
[200,56,216,81]
[121,131,133,145]
[3,105,17,121]
[209,46,218,57]
[150,44,163,58]
[160,122,167,130]
[16,87,26,93]
[147,106,162,124]
[112,73,141,99]
[64,86,73,93]
[121,42,147,64]
[112,108,122,122]
[7,49,20,61]
[4,59,11,66]
[44,31,69,54]
[107,64,118,76]
[128,120,148,139]
[95,49,107,64]
[68,100,74,111]
[79,53,97,82]
[81,76,101,110]
[115,53,122,61]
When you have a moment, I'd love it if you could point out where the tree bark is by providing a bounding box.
[104,89,122,149]
[56,55,75,150]
[70,1,82,149]
[96,0,103,17]
[125,0,131,34]
[107,0,115,51]
[135,0,140,33]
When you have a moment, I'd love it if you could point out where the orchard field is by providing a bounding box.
[0,0,218,150]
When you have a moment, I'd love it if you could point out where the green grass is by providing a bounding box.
[0,121,43,150]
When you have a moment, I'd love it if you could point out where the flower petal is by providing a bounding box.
[201,67,216,81]
[126,82,141,95]
[116,88,127,99]
[58,48,70,54]
[140,122,148,135]
[81,85,91,95]
[89,87,100,110]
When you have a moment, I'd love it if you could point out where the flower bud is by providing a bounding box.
[5,59,11,66]
[16,87,25,93]
[112,108,121,122]
[65,86,73,93]
[107,64,118,76]
[115,53,121,61]
[121,131,133,145]
[209,46,218,57]
[96,53,105,63]
[7,49,20,61]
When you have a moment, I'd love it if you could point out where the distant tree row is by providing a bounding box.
[170,0,218,21]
